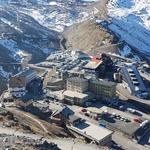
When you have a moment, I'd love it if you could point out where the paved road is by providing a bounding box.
[106,52,133,63]
[0,127,99,150]
[72,106,149,150]
[28,64,49,72]
[113,132,149,150]
[117,84,150,106]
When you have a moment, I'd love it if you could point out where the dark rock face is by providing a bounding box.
[36,140,61,150]
[0,134,61,150]
[0,7,61,63]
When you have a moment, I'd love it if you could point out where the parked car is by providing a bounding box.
[81,108,87,113]
[127,108,136,114]
[119,105,125,111]
[85,113,90,117]
[133,118,142,123]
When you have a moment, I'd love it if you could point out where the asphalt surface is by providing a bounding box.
[68,103,150,150]
[117,84,150,106]
[113,132,149,150]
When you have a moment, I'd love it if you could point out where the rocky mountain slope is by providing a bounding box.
[0,6,61,63]
[0,0,101,64]
[0,0,102,93]
[63,0,119,55]
[107,0,150,60]
[63,19,117,55]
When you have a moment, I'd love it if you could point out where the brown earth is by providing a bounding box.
[63,0,120,55]
[0,107,68,138]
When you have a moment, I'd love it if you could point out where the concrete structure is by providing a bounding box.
[9,69,37,88]
[51,107,75,125]
[67,121,113,146]
[84,60,103,77]
[63,90,89,106]
[67,77,88,93]
[121,64,147,97]
[9,68,37,97]
[69,115,82,126]
[9,87,27,98]
[89,79,116,99]
[47,79,65,91]
[84,54,113,78]
[68,69,85,78]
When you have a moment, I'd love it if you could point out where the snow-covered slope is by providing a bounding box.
[107,0,150,57]
[1,0,99,32]
[0,66,11,78]
[0,0,99,63]
[118,44,140,61]
[21,1,99,32]
[0,5,61,63]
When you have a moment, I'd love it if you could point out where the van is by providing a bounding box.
[127,108,136,114]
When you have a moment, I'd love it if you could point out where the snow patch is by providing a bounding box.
[1,18,23,33]
[107,0,150,56]
[21,2,99,32]
[0,39,24,61]
[0,66,11,78]
[119,44,140,61]
[49,2,58,6]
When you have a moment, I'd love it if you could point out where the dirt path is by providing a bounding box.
[6,107,49,133]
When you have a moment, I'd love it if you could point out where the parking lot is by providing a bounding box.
[41,96,148,138]
[68,99,148,137]
[36,97,150,149]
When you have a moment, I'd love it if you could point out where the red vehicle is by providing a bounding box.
[133,118,142,123]
[81,108,87,113]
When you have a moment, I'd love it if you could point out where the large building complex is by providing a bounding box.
[84,54,113,78]
[67,77,88,93]
[9,69,37,88]
[63,76,116,106]
[68,121,113,146]
[84,60,102,78]
[9,68,37,97]
[63,90,89,106]
[89,79,116,99]
[64,77,89,106]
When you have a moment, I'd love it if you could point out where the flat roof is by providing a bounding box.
[90,79,116,86]
[63,90,88,99]
[71,121,113,142]
[84,61,102,70]
[68,69,85,75]
[69,115,81,123]
[67,77,88,83]
[87,107,107,114]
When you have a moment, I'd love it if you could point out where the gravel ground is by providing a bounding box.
[0,127,100,150]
